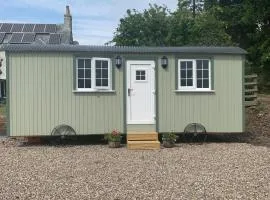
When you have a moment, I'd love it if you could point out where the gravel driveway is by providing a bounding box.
[0,140,269,200]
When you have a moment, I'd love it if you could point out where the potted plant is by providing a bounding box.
[162,131,178,148]
[105,129,122,148]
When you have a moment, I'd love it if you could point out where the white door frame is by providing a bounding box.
[126,60,155,124]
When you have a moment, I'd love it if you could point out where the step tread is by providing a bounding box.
[127,132,158,141]
[127,140,160,150]
[127,132,157,134]
[128,141,160,144]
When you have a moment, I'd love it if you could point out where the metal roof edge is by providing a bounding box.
[0,44,248,55]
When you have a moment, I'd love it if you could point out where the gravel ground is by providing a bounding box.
[0,139,269,200]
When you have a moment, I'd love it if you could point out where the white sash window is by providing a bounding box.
[178,59,211,91]
[76,57,111,91]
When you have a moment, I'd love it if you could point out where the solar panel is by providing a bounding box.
[0,23,13,32]
[49,34,61,44]
[34,24,46,33]
[22,33,35,43]
[11,24,24,32]
[45,24,57,33]
[0,33,5,43]
[0,24,2,30]
[9,33,23,43]
[22,24,35,32]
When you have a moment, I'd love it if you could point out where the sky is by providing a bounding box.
[0,0,178,45]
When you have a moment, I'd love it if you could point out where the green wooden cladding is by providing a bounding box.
[157,55,244,133]
[7,52,244,136]
[8,53,124,136]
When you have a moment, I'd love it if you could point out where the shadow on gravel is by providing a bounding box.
[3,132,269,148]
[9,135,128,147]
[176,132,270,148]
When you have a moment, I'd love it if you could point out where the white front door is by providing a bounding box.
[127,60,155,124]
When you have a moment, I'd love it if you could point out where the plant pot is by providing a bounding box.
[163,141,175,148]
[108,141,121,148]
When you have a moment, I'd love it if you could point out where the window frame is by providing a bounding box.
[178,59,211,91]
[92,57,111,90]
[135,69,148,82]
[76,57,112,92]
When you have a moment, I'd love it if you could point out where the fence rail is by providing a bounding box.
[245,74,258,107]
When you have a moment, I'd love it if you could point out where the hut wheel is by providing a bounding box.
[50,124,76,144]
[183,123,207,142]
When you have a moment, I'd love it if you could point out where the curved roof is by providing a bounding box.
[0,44,247,55]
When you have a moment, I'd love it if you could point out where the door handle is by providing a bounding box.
[128,88,133,96]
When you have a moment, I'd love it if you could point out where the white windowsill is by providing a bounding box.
[73,90,116,93]
[127,121,155,124]
[174,90,215,93]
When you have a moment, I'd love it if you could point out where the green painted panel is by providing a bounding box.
[158,55,244,133]
[8,53,124,136]
[8,52,244,136]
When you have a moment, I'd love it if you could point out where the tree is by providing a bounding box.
[111,2,232,47]
[205,0,270,91]
[189,12,232,46]
[111,4,170,46]
[177,0,205,18]
[168,1,232,46]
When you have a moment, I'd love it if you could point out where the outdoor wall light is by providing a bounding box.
[161,56,168,68]
[115,56,122,68]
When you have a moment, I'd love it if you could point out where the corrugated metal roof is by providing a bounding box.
[0,44,247,54]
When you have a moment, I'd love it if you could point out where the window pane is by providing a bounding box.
[78,69,84,78]
[187,70,192,78]
[96,79,101,86]
[102,69,108,78]
[85,79,91,88]
[78,79,84,88]
[180,62,186,70]
[187,61,192,69]
[85,69,91,78]
[85,59,91,68]
[197,60,202,69]
[203,60,209,69]
[96,60,101,68]
[102,61,108,69]
[203,70,209,78]
[78,59,84,68]
[96,68,101,78]
[141,74,146,80]
[203,79,209,88]
[136,75,141,80]
[197,79,202,88]
[102,79,108,86]
[180,70,186,78]
[136,71,140,76]
[197,70,202,79]
[187,79,193,86]
[181,79,186,86]
[141,71,145,76]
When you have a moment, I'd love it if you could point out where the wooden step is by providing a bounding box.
[127,141,160,150]
[245,94,257,99]
[127,132,158,141]
[245,82,257,86]
[245,88,258,93]
[245,74,257,79]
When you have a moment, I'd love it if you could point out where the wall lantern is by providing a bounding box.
[115,56,122,68]
[161,56,168,68]
[0,58,3,75]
